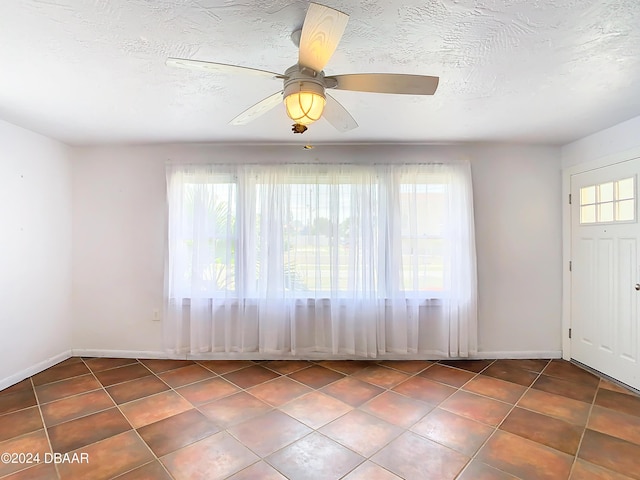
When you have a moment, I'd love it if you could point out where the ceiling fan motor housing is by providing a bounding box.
[283,64,326,99]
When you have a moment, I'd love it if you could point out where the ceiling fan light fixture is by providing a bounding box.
[284,81,325,125]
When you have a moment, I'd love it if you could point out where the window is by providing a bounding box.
[580,176,635,224]
[171,167,451,298]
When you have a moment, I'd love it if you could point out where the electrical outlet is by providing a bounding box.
[152,309,161,321]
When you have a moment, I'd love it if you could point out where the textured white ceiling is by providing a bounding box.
[1,0,639,146]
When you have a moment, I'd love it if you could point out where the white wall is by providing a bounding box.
[71,143,562,358]
[0,120,73,388]
[562,115,640,168]
[471,145,562,354]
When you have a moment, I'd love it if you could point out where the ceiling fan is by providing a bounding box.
[166,2,439,133]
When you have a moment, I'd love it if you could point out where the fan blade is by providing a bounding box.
[323,93,358,132]
[298,3,349,73]
[326,73,439,95]
[166,57,281,78]
[230,91,283,125]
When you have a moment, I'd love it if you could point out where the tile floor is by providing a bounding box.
[1,357,639,479]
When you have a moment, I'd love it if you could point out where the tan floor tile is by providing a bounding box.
[162,432,258,480]
[0,462,59,480]
[288,365,345,388]
[48,407,131,453]
[578,429,640,479]
[457,460,519,479]
[371,431,468,480]
[84,357,139,372]
[107,375,170,405]
[588,405,640,446]
[419,364,476,388]
[112,460,173,480]
[570,458,634,479]
[517,388,591,425]
[320,409,403,456]
[352,365,410,388]
[532,374,598,403]
[477,430,573,480]
[342,461,402,480]
[462,375,526,404]
[412,408,494,456]
[137,409,219,457]
[157,364,215,388]
[392,376,456,405]
[499,407,583,455]
[247,376,312,406]
[280,391,352,429]
[227,461,288,480]
[262,360,312,374]
[227,410,311,457]
[440,391,511,426]
[594,389,640,418]
[360,391,433,428]
[266,432,363,480]
[139,359,195,374]
[119,391,192,428]
[0,430,50,477]
[377,360,434,374]
[57,430,154,480]
[321,376,384,406]
[1,388,37,414]
[35,374,101,404]
[199,391,272,428]
[0,406,43,441]
[176,377,240,406]
[32,362,91,386]
[94,364,152,387]
[40,389,114,426]
[222,365,280,388]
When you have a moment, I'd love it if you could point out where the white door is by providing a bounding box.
[570,158,640,390]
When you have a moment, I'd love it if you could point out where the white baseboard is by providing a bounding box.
[0,350,72,391]
[71,349,170,360]
[71,349,562,361]
[470,350,562,360]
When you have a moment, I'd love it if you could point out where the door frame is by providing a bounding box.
[562,146,640,362]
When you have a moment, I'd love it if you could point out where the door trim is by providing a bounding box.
[562,146,640,361]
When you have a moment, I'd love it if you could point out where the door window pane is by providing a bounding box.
[579,176,635,224]
[617,177,634,200]
[580,185,595,205]
[581,205,596,224]
[616,199,635,222]
[598,202,614,222]
[599,182,614,202]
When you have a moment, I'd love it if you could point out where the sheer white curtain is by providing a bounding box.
[165,162,476,358]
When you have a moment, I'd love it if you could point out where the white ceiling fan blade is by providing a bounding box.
[298,3,349,72]
[230,91,283,125]
[323,93,358,132]
[166,57,281,78]
[326,73,439,95]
